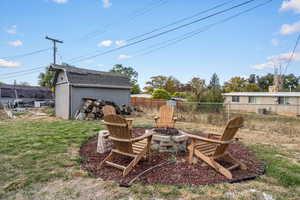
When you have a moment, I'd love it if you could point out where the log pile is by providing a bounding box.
[75,98,132,120]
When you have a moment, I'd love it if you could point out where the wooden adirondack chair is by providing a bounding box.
[100,115,153,176]
[185,117,247,179]
[102,105,116,116]
[154,105,177,128]
[102,105,133,127]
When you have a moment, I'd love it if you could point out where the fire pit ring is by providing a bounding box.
[149,128,189,153]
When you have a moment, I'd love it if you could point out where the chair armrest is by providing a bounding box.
[154,116,159,120]
[173,117,177,121]
[131,131,153,142]
[125,118,134,121]
[184,133,233,144]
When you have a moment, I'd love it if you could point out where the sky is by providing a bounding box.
[0,0,300,89]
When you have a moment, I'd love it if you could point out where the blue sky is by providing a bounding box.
[0,0,300,88]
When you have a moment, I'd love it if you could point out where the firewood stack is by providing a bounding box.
[75,98,132,120]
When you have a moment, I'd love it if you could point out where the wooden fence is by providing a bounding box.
[130,97,167,110]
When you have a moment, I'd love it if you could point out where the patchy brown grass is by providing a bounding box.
[0,110,299,200]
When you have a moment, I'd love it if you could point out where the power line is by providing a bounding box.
[79,0,168,41]
[0,66,45,77]
[0,0,271,80]
[67,0,236,62]
[283,33,300,74]
[126,0,236,42]
[0,67,45,80]
[70,0,258,63]
[0,48,51,60]
[128,0,168,19]
[134,0,273,57]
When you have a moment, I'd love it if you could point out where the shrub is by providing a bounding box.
[152,89,171,100]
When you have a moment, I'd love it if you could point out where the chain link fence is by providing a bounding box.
[131,100,300,135]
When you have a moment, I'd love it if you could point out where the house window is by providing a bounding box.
[232,96,240,103]
[278,97,289,104]
[248,96,257,104]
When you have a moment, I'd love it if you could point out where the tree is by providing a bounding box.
[257,73,274,91]
[244,83,260,92]
[109,64,141,94]
[144,75,180,94]
[248,74,256,84]
[38,67,55,88]
[283,74,299,90]
[152,89,171,100]
[208,73,220,90]
[224,76,261,92]
[206,73,223,102]
[204,89,224,102]
[131,84,141,94]
[189,77,206,101]
[224,77,247,92]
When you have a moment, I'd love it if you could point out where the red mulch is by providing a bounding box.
[79,128,265,186]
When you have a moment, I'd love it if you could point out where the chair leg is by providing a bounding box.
[99,151,113,168]
[224,153,247,170]
[188,140,195,164]
[123,147,148,177]
[194,149,233,179]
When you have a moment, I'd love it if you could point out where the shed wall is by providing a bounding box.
[70,87,130,118]
[55,83,70,119]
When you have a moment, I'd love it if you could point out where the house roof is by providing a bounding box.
[222,92,300,97]
[0,84,53,99]
[50,64,131,89]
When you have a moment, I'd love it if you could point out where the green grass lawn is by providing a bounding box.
[0,119,299,200]
[0,120,103,198]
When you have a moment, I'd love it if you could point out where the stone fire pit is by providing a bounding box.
[149,128,188,153]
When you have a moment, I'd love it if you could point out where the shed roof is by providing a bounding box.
[50,64,131,89]
[222,92,300,97]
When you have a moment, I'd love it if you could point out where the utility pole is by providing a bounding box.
[45,36,63,64]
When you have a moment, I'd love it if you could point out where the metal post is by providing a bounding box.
[227,103,230,122]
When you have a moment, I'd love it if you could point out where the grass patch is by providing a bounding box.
[0,120,103,196]
[250,145,300,188]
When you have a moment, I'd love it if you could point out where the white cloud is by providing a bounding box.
[115,40,126,47]
[8,40,23,47]
[102,0,112,8]
[251,62,274,70]
[118,54,131,60]
[50,0,68,4]
[0,59,20,68]
[280,20,300,35]
[280,0,300,14]
[251,52,300,70]
[268,52,300,63]
[6,25,17,34]
[271,38,280,46]
[98,40,113,47]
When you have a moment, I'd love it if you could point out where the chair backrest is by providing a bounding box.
[214,117,244,156]
[103,115,133,154]
[157,105,174,127]
[103,105,116,116]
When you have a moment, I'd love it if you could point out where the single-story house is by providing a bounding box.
[50,64,131,119]
[0,84,53,105]
[223,92,300,116]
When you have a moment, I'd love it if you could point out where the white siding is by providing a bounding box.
[55,83,70,119]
